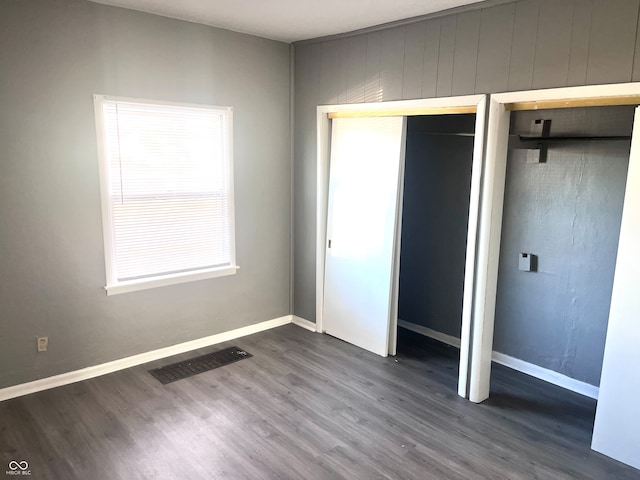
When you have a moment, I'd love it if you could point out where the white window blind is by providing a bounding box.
[94,96,236,294]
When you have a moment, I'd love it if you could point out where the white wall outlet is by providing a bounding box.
[519,253,536,272]
[37,336,48,352]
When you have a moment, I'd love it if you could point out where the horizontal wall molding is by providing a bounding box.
[291,315,317,332]
[0,315,293,403]
[398,320,599,400]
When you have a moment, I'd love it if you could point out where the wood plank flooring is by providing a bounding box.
[1,325,637,479]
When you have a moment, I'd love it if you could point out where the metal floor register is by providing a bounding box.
[149,346,252,384]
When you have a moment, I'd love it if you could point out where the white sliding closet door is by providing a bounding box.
[323,116,407,357]
[592,106,640,470]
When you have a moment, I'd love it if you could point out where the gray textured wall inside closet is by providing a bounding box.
[493,106,633,386]
[294,0,640,323]
[398,115,475,338]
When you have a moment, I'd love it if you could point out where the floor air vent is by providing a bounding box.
[149,346,252,384]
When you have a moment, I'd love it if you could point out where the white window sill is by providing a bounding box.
[104,265,239,296]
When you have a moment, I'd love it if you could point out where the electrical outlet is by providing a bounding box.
[37,336,48,352]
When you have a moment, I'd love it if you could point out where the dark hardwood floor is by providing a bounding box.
[1,325,637,479]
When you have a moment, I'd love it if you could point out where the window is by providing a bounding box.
[94,95,237,295]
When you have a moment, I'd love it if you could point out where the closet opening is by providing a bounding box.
[492,105,632,399]
[475,83,640,469]
[396,113,476,395]
[316,95,488,401]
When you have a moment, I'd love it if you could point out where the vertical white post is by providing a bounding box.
[458,96,488,399]
[591,107,640,471]
[315,109,331,333]
[467,98,510,403]
[388,117,408,357]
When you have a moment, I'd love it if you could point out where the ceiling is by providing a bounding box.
[88,0,487,43]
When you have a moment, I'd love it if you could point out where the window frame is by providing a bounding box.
[93,94,238,296]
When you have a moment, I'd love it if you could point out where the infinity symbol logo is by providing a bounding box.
[8,461,29,471]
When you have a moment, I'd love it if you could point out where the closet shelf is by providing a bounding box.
[416,132,475,137]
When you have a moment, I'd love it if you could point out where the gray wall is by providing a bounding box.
[398,115,475,337]
[293,0,640,322]
[493,107,632,386]
[0,0,291,388]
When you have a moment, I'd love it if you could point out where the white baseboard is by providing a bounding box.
[0,315,292,403]
[398,319,599,400]
[4,316,598,402]
[291,315,317,332]
[398,319,461,348]
[491,352,599,399]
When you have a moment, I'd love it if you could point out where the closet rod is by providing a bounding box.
[416,132,475,137]
[516,135,631,142]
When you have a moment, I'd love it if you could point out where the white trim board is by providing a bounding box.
[398,320,599,400]
[0,315,293,402]
[291,315,317,332]
[491,352,599,400]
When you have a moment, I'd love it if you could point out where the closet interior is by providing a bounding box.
[492,105,634,405]
[396,113,476,373]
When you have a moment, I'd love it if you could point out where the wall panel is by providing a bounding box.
[436,16,457,97]
[337,38,349,104]
[364,32,383,103]
[531,0,574,89]
[508,0,540,91]
[380,27,406,101]
[293,0,640,331]
[452,10,482,96]
[567,1,592,87]
[320,40,340,104]
[475,3,516,94]
[402,21,426,99]
[586,0,639,85]
[421,19,441,98]
[346,35,367,104]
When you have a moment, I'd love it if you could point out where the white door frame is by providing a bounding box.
[316,94,487,400]
[473,82,640,403]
